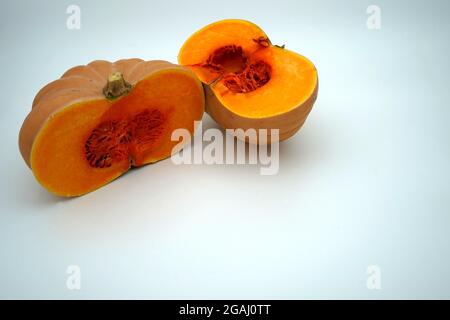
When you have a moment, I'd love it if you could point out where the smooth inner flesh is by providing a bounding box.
[211,46,317,118]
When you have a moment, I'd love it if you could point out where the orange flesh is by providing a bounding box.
[178,20,318,118]
[179,20,268,84]
[212,47,317,118]
[31,70,203,196]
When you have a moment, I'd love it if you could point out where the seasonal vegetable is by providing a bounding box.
[19,59,204,196]
[178,19,318,143]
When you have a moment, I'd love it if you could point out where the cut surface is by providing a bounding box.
[178,20,318,119]
[30,69,204,196]
[212,47,317,118]
[178,19,270,85]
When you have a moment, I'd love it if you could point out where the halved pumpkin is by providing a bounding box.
[178,19,318,143]
[19,59,204,196]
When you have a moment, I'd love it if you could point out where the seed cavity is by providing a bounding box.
[85,109,165,168]
[206,45,247,74]
[222,61,271,93]
[200,45,272,93]
[130,109,165,152]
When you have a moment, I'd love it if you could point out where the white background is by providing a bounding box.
[0,0,449,298]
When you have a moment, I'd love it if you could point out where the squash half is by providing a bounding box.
[178,19,318,143]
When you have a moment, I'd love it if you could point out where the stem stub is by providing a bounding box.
[103,72,132,100]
